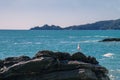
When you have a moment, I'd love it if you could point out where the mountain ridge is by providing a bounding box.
[30,19,120,30]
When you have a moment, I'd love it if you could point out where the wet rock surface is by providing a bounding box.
[0,50,110,80]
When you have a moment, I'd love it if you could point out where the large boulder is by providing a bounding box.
[71,52,99,65]
[1,57,57,78]
[0,50,110,80]
[71,52,87,61]
[34,50,55,58]
[54,52,71,60]
[0,58,109,80]
[34,50,71,60]
[3,56,31,67]
[86,56,99,65]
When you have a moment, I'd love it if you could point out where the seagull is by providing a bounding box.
[77,43,80,50]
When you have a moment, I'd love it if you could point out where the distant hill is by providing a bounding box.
[30,19,120,30]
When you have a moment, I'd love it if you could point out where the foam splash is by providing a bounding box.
[69,36,76,39]
[35,42,42,44]
[94,35,109,38]
[60,40,99,44]
[109,69,120,80]
[37,36,49,38]
[14,42,32,45]
[109,74,116,80]
[103,53,114,57]
[81,40,99,43]
[81,35,109,38]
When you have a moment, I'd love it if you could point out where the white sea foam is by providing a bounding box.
[60,40,99,44]
[80,40,99,43]
[109,69,120,80]
[37,36,49,38]
[69,36,76,39]
[110,69,114,72]
[14,42,32,45]
[60,41,69,44]
[103,53,114,57]
[81,36,92,38]
[94,35,109,38]
[81,35,109,38]
[116,69,120,72]
[109,74,116,80]
[35,42,42,44]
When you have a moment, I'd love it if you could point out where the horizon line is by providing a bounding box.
[0,18,119,30]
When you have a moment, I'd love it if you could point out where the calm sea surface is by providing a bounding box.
[0,30,120,80]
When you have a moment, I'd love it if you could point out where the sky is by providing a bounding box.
[0,0,120,29]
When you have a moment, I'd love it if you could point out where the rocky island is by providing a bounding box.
[0,50,110,80]
[99,38,120,42]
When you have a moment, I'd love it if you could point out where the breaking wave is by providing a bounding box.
[14,42,32,45]
[60,40,99,44]
[81,35,110,38]
[103,53,114,57]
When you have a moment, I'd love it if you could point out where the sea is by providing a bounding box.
[0,30,120,80]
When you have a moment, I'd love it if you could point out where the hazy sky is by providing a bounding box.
[0,0,120,29]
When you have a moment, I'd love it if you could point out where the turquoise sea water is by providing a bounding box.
[0,30,120,80]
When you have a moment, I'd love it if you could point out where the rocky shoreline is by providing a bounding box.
[0,50,110,80]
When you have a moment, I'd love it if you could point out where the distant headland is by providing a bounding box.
[30,19,120,30]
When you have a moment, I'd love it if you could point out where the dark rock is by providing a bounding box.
[100,38,120,42]
[34,50,54,58]
[70,52,99,65]
[71,52,87,61]
[34,50,71,60]
[54,52,71,60]
[0,50,110,80]
[0,60,3,68]
[4,56,31,62]
[90,57,99,64]
[3,56,31,67]
[86,56,99,65]
[18,56,31,61]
